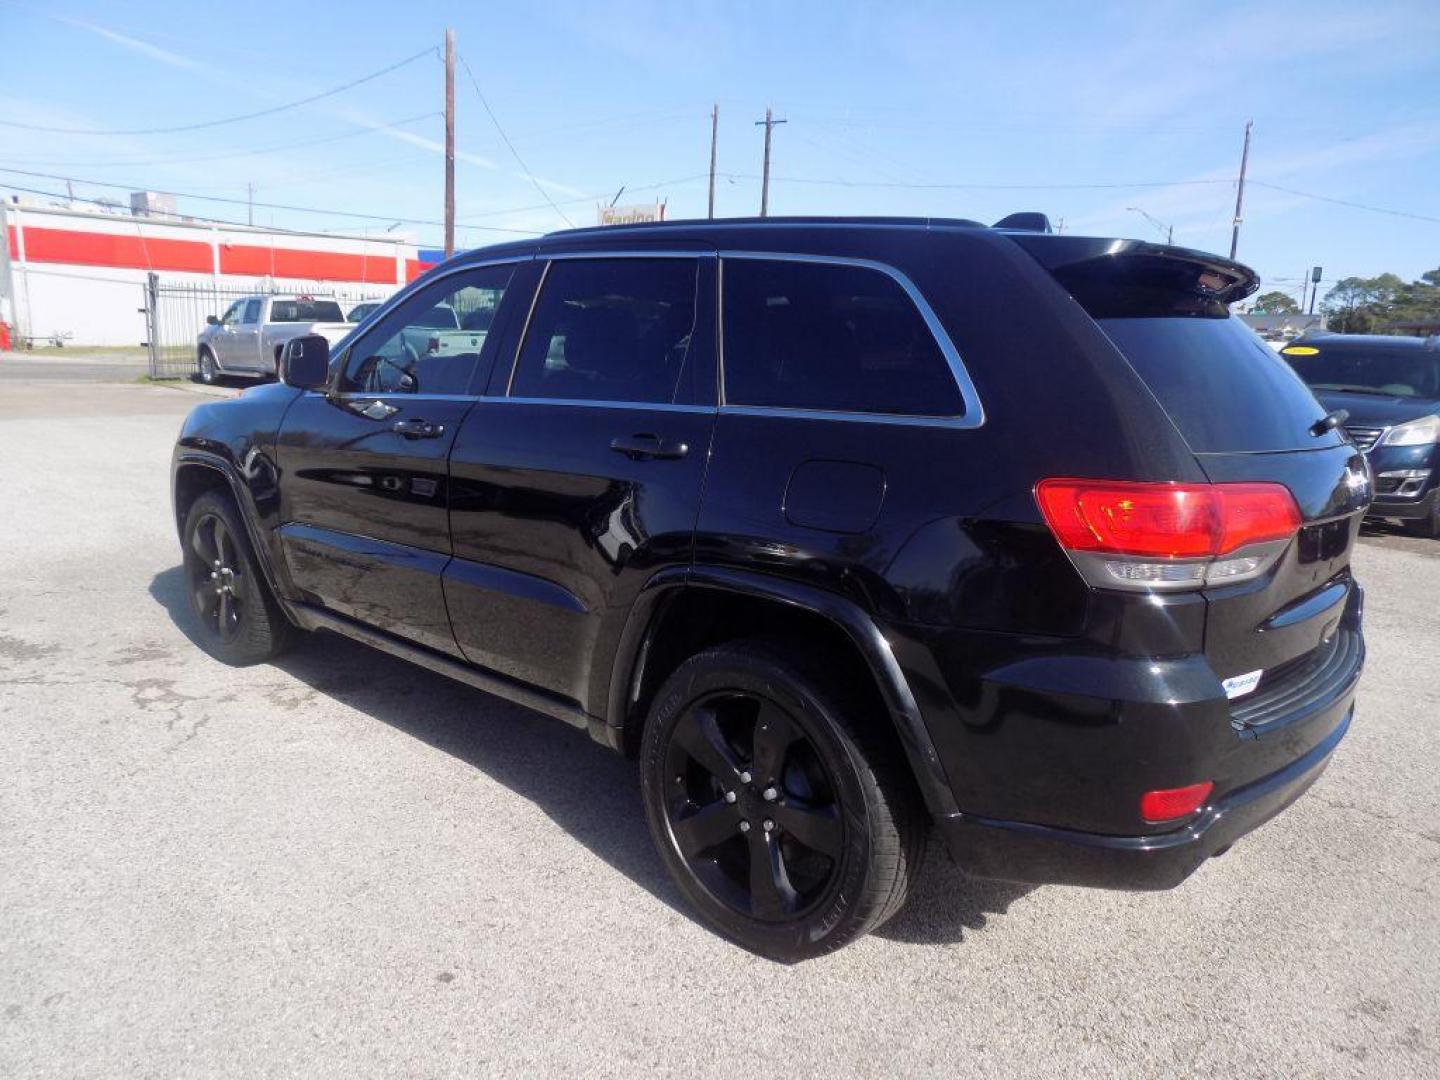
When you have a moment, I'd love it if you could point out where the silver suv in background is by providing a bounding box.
[196,294,354,383]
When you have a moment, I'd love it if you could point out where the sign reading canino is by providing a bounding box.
[597,201,668,226]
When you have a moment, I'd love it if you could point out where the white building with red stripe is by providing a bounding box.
[0,196,441,347]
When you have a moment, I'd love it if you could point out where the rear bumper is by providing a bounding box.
[937,703,1351,890]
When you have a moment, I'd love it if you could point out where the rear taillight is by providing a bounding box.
[1035,479,1301,592]
[1141,782,1214,823]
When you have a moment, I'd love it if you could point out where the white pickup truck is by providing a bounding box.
[196,294,355,383]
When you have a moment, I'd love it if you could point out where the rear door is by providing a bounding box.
[273,261,520,655]
[445,251,717,711]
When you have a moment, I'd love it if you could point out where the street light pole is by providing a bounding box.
[1126,206,1174,246]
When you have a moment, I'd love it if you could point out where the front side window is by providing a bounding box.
[241,299,261,324]
[510,258,698,404]
[219,301,243,326]
[721,258,963,417]
[340,265,513,395]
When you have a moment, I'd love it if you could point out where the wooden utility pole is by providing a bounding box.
[755,107,786,218]
[707,104,719,219]
[444,28,456,257]
[1229,119,1252,260]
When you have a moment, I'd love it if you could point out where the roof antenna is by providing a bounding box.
[993,212,1052,233]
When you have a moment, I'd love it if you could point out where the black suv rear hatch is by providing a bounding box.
[1019,236,1368,751]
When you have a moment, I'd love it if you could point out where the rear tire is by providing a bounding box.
[182,491,295,665]
[639,639,925,961]
[197,348,218,385]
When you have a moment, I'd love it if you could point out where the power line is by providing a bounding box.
[1249,180,1440,225]
[0,112,441,169]
[455,174,711,222]
[742,173,1234,191]
[0,47,437,135]
[456,52,575,228]
[0,174,540,234]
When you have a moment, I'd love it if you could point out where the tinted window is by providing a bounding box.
[722,259,963,416]
[1284,346,1440,400]
[1098,317,1330,452]
[340,266,512,395]
[271,298,345,323]
[511,258,698,404]
[241,299,261,325]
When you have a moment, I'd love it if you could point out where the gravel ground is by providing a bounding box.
[1,380,1437,1079]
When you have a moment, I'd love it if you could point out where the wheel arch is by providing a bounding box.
[172,453,298,626]
[605,565,961,822]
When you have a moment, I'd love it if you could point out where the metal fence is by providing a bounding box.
[141,273,395,379]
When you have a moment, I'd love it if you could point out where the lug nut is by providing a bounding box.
[738,820,751,834]
[762,819,775,832]
[762,786,778,801]
[724,791,737,804]
[739,770,752,784]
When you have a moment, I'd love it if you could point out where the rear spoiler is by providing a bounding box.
[1009,235,1260,307]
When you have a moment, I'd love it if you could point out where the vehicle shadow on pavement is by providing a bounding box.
[150,564,1034,949]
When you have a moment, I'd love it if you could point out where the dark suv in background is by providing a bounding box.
[171,217,1368,960]
[1281,333,1440,537]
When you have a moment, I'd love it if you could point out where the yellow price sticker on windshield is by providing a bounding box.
[1281,346,1319,355]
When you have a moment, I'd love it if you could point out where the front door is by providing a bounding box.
[274,260,523,656]
[231,297,263,372]
[211,300,244,367]
[446,253,718,711]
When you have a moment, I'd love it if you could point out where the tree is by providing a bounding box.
[1323,272,1407,333]
[1252,291,1300,314]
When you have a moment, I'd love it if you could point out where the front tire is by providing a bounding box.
[1401,497,1440,539]
[182,491,294,665]
[640,640,924,961]
[197,348,218,385]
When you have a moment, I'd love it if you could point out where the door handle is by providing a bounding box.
[393,418,445,439]
[609,433,689,461]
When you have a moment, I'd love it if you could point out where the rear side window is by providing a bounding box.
[722,259,963,417]
[241,299,261,324]
[271,299,345,323]
[511,258,698,405]
[1097,316,1330,453]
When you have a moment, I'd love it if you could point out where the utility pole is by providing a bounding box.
[755,107,786,218]
[444,28,456,258]
[707,104,719,220]
[247,182,253,227]
[1229,119,1252,260]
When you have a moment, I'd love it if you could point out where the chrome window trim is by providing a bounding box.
[496,397,715,414]
[715,250,985,429]
[503,251,710,405]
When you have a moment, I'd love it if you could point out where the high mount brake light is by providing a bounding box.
[1035,479,1302,592]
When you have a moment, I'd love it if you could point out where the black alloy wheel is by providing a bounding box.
[641,640,923,961]
[181,491,293,665]
[664,690,845,921]
[188,511,245,643]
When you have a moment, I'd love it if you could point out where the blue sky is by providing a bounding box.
[2,0,1437,300]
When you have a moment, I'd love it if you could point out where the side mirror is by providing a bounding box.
[280,334,330,390]
[206,315,220,326]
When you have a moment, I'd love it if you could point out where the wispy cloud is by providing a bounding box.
[56,15,203,73]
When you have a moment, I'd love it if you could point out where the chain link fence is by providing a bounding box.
[142,273,395,379]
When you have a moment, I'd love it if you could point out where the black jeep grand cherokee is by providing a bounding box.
[172,217,1368,960]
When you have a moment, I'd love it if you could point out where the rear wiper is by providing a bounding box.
[1310,408,1349,437]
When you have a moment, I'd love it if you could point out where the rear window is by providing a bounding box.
[1041,252,1330,452]
[1097,317,1331,453]
[1283,346,1440,400]
[271,299,344,323]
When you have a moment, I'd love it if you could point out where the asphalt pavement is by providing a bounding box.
[1,376,1437,1079]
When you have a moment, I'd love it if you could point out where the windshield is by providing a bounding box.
[271,299,345,323]
[1283,345,1440,400]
